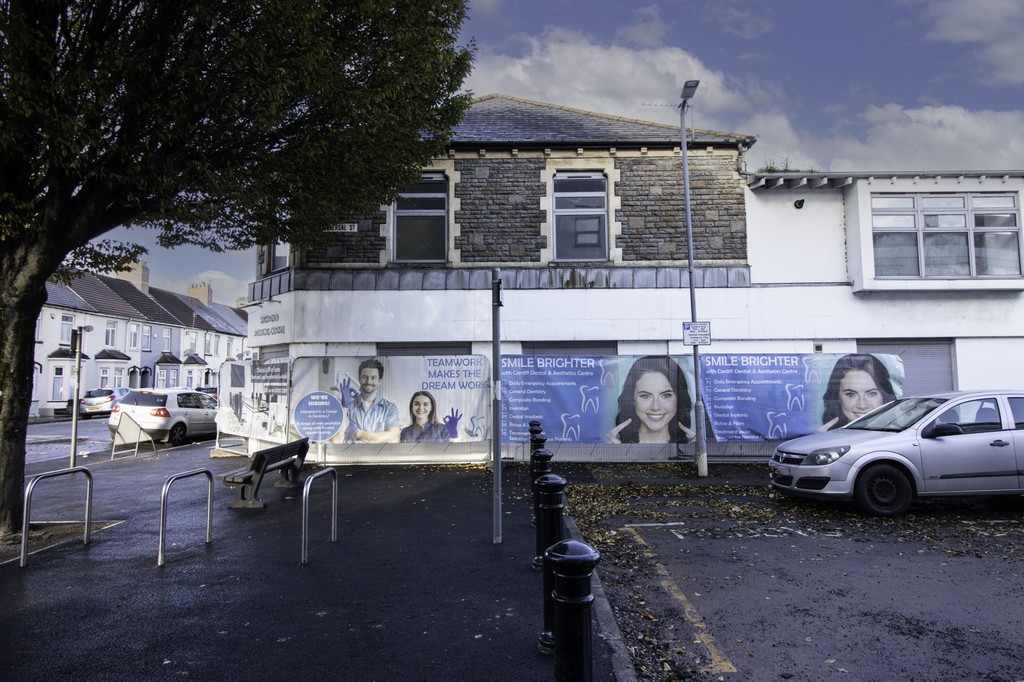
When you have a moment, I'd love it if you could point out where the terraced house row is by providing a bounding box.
[35,262,247,418]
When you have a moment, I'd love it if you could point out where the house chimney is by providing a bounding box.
[188,283,213,305]
[116,260,150,293]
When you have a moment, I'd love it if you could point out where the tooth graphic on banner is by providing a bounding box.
[803,356,821,385]
[785,383,806,411]
[766,411,788,440]
[599,359,615,386]
[468,415,485,438]
[579,385,600,413]
[561,413,581,441]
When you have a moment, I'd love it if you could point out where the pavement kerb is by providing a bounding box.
[565,514,639,682]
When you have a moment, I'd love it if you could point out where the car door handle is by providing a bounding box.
[990,440,1011,447]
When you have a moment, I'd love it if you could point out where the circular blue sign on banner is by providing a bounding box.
[293,391,344,442]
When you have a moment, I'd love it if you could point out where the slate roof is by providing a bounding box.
[95,349,131,360]
[451,94,756,149]
[45,282,95,313]
[98,274,181,326]
[65,272,143,318]
[155,352,182,364]
[46,268,247,340]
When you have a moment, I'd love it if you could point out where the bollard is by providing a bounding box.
[533,473,565,571]
[528,420,545,451]
[548,539,602,681]
[530,446,553,527]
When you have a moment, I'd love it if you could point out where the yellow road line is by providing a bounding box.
[620,526,737,675]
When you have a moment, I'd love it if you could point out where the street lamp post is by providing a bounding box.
[680,80,708,477]
[69,324,93,467]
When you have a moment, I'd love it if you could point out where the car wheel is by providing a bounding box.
[854,464,912,516]
[168,423,188,447]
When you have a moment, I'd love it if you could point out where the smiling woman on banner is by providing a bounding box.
[400,390,454,443]
[607,356,695,444]
[819,354,897,431]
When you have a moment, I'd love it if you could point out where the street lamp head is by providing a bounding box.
[82,325,94,333]
[681,80,700,102]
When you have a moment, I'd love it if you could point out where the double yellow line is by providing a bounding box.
[620,525,737,675]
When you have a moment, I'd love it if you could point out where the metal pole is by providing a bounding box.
[681,87,708,477]
[492,268,503,543]
[70,326,83,468]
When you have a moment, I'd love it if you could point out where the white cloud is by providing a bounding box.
[466,26,1024,174]
[467,27,750,128]
[824,104,1024,171]
[616,5,671,47]
[922,0,1024,84]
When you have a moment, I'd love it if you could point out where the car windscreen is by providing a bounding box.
[84,389,113,398]
[119,391,168,407]
[846,397,947,432]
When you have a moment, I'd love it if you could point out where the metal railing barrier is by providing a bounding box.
[21,466,94,568]
[301,467,338,565]
[158,468,214,567]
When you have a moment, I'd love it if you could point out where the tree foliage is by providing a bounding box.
[2,0,473,264]
[0,0,473,536]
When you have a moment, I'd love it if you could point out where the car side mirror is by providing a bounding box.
[923,422,963,438]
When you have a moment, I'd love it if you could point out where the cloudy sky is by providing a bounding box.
[115,0,1023,304]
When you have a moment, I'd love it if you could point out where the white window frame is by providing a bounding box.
[270,240,290,272]
[871,192,1022,279]
[51,366,65,401]
[60,314,74,345]
[128,323,140,351]
[100,367,110,388]
[114,367,124,387]
[105,320,117,347]
[162,328,171,352]
[552,172,608,262]
[142,325,152,352]
[393,172,448,263]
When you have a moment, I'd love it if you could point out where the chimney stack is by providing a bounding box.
[188,283,213,305]
[116,260,150,293]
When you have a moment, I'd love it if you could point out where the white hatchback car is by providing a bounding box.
[108,388,219,446]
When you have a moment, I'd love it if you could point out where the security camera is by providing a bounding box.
[794,199,805,209]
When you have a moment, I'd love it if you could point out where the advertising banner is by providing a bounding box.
[500,355,697,444]
[702,353,904,441]
[499,353,904,444]
[288,355,491,445]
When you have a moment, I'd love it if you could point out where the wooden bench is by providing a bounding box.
[221,438,310,509]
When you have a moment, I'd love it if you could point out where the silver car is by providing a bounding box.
[78,387,130,418]
[108,388,219,446]
[769,390,1024,516]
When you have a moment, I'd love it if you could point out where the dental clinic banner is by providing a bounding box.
[500,353,904,443]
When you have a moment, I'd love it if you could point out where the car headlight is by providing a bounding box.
[806,446,850,465]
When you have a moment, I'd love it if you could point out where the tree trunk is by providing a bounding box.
[0,268,49,539]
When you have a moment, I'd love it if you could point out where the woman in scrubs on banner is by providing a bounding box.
[400,390,452,443]
[607,356,694,444]
[819,354,897,430]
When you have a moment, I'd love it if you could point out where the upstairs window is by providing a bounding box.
[394,173,447,263]
[142,325,152,352]
[270,241,290,272]
[553,172,607,261]
[60,314,74,345]
[872,193,1022,278]
[105,320,117,347]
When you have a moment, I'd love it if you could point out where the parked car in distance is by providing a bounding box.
[196,386,219,400]
[108,388,219,447]
[77,387,130,418]
[769,390,1024,516]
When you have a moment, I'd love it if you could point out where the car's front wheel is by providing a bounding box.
[854,464,912,516]
[167,423,188,447]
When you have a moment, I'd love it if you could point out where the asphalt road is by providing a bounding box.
[574,465,1024,682]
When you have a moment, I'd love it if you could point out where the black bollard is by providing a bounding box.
[529,420,545,451]
[548,539,602,682]
[533,473,565,571]
[530,446,553,527]
[535,474,567,654]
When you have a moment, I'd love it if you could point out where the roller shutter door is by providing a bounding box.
[857,340,954,397]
